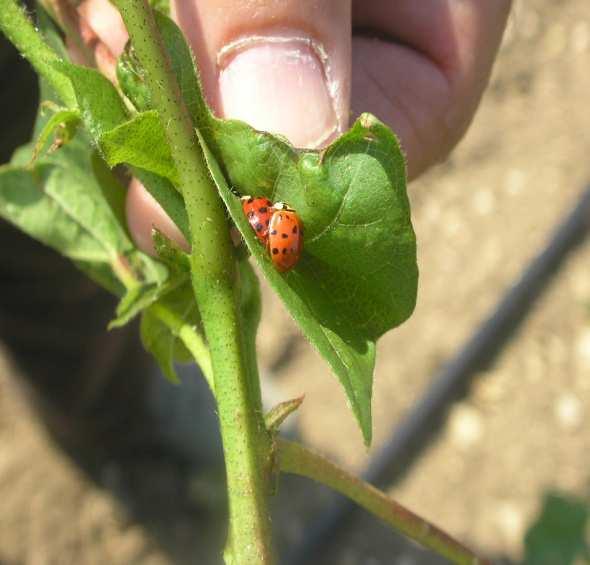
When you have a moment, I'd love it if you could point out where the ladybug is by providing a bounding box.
[267,202,303,273]
[241,196,274,243]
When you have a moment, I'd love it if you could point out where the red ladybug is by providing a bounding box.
[241,196,274,243]
[267,202,303,273]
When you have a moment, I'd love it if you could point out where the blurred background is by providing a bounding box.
[0,0,589,563]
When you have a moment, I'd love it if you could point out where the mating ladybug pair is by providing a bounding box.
[241,196,303,273]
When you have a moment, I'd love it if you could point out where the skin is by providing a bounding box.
[70,0,512,254]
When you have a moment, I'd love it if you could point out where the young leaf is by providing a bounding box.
[46,58,190,290]
[117,42,152,112]
[100,110,179,185]
[90,151,128,235]
[140,282,202,384]
[152,229,191,273]
[30,106,80,163]
[52,61,128,138]
[265,396,305,434]
[110,275,190,329]
[109,231,191,328]
[141,308,181,384]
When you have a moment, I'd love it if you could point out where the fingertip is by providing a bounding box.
[172,0,351,149]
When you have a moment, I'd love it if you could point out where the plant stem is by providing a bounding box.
[0,0,76,107]
[111,1,273,563]
[278,438,491,565]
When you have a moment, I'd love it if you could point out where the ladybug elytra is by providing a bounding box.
[267,203,303,273]
[240,196,274,243]
[240,196,303,272]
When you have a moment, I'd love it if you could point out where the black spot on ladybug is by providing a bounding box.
[281,233,288,239]
[270,229,278,235]
[259,206,268,213]
[292,225,298,234]
[255,223,263,231]
[247,197,253,204]
[282,248,287,254]
[272,248,279,255]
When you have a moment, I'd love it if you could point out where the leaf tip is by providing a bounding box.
[361,423,373,448]
[358,112,378,130]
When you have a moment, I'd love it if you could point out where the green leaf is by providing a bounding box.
[116,14,417,336]
[109,231,191,329]
[116,41,152,112]
[111,283,161,329]
[90,151,128,235]
[524,492,589,565]
[265,396,304,434]
[149,0,170,16]
[52,61,128,138]
[141,307,181,384]
[100,110,179,185]
[132,168,189,240]
[152,229,191,273]
[0,121,165,298]
[2,12,176,325]
[0,134,130,258]
[30,106,80,163]
[140,283,202,384]
[198,128,383,445]
[45,58,190,307]
[207,114,417,446]
[0,164,119,263]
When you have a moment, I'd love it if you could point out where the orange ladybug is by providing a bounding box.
[267,202,303,273]
[241,196,274,243]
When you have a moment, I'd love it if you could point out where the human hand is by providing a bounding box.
[70,0,512,253]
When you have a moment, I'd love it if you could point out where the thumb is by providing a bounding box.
[173,0,351,148]
[131,0,352,255]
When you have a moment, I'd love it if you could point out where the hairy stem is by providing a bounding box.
[111,1,273,563]
[0,0,76,107]
[278,438,491,565]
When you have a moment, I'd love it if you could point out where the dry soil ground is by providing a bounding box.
[1,0,590,563]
